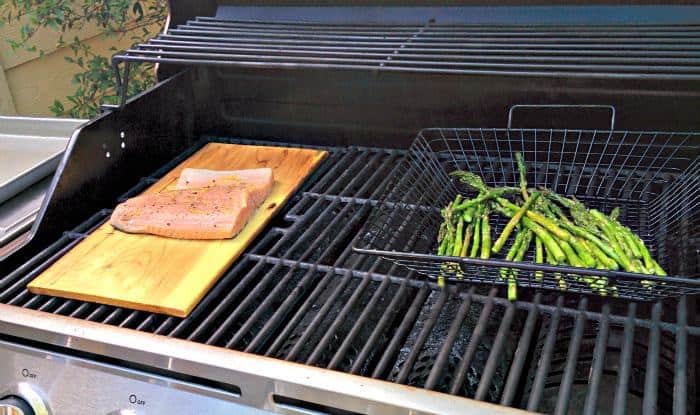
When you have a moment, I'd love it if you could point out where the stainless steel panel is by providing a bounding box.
[0,117,85,205]
[0,340,272,415]
[0,178,50,246]
[0,304,529,415]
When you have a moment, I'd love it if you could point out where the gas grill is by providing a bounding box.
[1,2,699,414]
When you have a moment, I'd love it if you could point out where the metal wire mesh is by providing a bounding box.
[354,128,700,301]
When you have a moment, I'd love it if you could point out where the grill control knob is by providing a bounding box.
[0,396,34,415]
[0,385,48,415]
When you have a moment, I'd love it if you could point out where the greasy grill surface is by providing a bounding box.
[1,138,697,414]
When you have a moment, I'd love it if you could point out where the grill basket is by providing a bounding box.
[354,128,700,301]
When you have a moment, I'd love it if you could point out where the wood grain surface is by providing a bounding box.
[28,143,327,317]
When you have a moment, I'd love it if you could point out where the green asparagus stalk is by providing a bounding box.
[452,217,464,256]
[498,198,572,241]
[450,171,489,193]
[462,206,475,223]
[501,229,525,279]
[460,223,474,257]
[545,244,567,290]
[480,209,492,259]
[508,230,533,301]
[589,209,638,273]
[559,222,621,268]
[515,152,529,200]
[610,207,620,221]
[535,237,544,281]
[453,188,519,212]
[580,239,618,270]
[560,240,585,268]
[495,204,567,262]
[470,211,482,258]
[571,236,597,268]
[492,192,540,254]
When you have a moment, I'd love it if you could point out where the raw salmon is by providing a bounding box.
[110,169,274,239]
[176,167,273,205]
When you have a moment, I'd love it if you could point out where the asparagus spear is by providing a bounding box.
[535,237,544,281]
[495,204,567,262]
[480,209,492,259]
[508,230,533,301]
[515,152,529,200]
[558,222,621,268]
[571,236,597,268]
[453,187,519,212]
[498,198,572,241]
[545,244,567,290]
[460,223,474,257]
[452,217,464,256]
[470,209,482,258]
[501,228,525,279]
[589,209,638,273]
[492,192,540,254]
[560,240,585,267]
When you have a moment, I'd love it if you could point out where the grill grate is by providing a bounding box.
[1,138,698,414]
[112,18,700,105]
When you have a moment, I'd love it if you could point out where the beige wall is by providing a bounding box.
[0,9,160,116]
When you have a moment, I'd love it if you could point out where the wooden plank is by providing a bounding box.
[28,143,327,317]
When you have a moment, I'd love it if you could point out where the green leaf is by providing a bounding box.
[49,100,64,115]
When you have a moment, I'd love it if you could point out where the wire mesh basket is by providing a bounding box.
[353,127,700,301]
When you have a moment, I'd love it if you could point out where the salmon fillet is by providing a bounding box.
[110,168,274,240]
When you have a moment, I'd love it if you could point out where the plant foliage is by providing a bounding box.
[0,0,167,118]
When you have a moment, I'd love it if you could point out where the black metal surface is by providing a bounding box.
[355,127,700,301]
[1,138,697,414]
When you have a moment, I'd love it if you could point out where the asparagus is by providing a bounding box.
[508,230,533,301]
[470,210,482,258]
[501,228,525,279]
[498,198,572,241]
[460,223,474,257]
[495,204,567,262]
[571,236,597,268]
[535,237,544,281]
[480,209,492,259]
[452,217,464,256]
[545,244,567,290]
[492,192,540,254]
[515,152,529,200]
[454,188,519,212]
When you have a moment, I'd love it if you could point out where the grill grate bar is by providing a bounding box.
[582,303,611,415]
[612,303,637,415]
[643,302,663,415]
[674,296,688,415]
[554,298,588,415]
[448,288,498,394]
[395,289,449,384]
[424,287,475,390]
[349,276,413,374]
[500,293,541,406]
[527,296,565,411]
[474,300,516,401]
[371,285,430,379]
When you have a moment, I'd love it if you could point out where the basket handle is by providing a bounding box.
[507,104,616,130]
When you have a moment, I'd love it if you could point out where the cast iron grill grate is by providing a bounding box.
[0,138,697,414]
[354,128,700,301]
